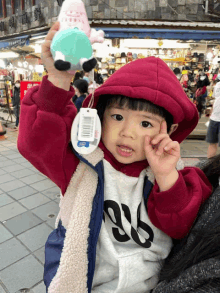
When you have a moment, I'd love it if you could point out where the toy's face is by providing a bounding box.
[61,1,90,36]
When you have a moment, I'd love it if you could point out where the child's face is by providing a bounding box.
[102,105,165,164]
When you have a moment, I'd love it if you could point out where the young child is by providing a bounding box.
[17,22,212,293]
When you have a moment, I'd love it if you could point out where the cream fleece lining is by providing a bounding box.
[55,147,104,229]
[49,150,184,293]
[49,148,103,293]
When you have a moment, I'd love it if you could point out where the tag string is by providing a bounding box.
[88,69,95,109]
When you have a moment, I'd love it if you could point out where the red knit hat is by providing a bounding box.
[83,56,199,143]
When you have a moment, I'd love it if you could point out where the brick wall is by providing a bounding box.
[0,0,218,38]
[85,0,211,22]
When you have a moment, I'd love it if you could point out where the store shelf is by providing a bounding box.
[162,58,185,62]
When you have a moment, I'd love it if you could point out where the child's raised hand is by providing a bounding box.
[144,120,180,178]
[41,22,75,85]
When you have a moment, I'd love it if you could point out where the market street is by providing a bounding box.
[0,114,219,293]
[0,0,220,292]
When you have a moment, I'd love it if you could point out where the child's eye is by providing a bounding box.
[111,114,123,121]
[141,121,152,128]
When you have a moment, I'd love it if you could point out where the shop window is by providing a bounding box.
[35,0,43,4]
[25,0,32,8]
[6,0,12,16]
[14,0,20,13]
[0,1,3,18]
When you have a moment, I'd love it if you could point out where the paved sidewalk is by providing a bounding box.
[0,117,220,293]
[0,123,60,293]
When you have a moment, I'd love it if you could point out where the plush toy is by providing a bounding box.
[50,0,105,74]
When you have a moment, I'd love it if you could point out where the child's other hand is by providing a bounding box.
[41,22,75,88]
[144,120,180,178]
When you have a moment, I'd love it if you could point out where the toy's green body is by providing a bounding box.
[51,28,92,66]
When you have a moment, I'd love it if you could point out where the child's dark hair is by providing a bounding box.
[96,95,173,132]
[73,79,88,95]
[158,154,220,283]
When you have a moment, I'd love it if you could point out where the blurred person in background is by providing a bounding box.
[72,79,89,112]
[95,70,104,85]
[72,71,82,85]
[12,80,21,130]
[83,71,90,83]
[206,77,220,158]
[87,70,103,94]
[195,73,210,119]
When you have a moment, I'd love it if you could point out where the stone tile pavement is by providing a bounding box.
[0,124,60,293]
[0,116,220,292]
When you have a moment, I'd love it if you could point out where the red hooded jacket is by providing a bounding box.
[17,57,212,239]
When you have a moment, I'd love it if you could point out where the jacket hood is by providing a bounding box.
[82,57,199,176]
[83,56,199,143]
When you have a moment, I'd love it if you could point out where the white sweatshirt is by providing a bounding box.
[92,160,173,293]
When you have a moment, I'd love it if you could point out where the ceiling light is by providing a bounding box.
[30,44,42,53]
[0,52,19,58]
[35,65,44,73]
[0,59,6,69]
[17,68,24,74]
[35,44,42,53]
[30,35,46,41]
[207,52,213,59]
[35,40,45,44]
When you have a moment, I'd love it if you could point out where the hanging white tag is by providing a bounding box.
[78,108,97,142]
[71,108,102,155]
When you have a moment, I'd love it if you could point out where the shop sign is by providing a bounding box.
[0,22,5,32]
[20,81,41,101]
[0,36,29,50]
[0,69,9,76]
